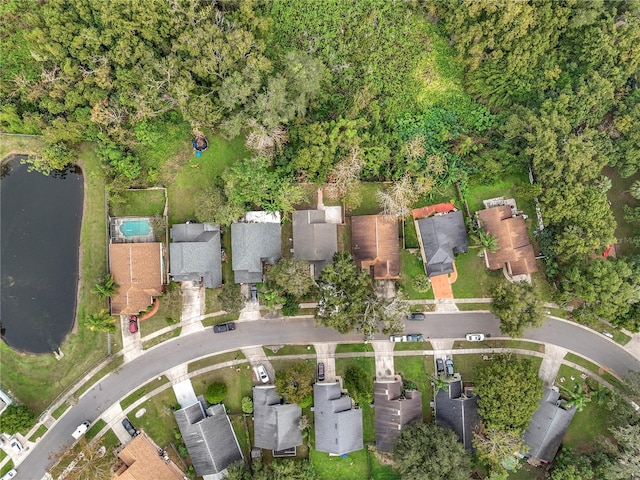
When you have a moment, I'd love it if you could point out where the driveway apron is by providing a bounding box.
[179,281,205,336]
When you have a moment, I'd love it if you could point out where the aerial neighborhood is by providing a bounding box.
[1,2,640,480]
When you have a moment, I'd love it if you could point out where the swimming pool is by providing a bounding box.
[119,219,151,237]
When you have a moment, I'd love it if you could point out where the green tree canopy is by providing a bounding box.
[343,365,372,405]
[266,258,314,298]
[274,361,315,405]
[0,404,35,434]
[393,422,472,480]
[490,280,545,338]
[205,382,227,405]
[474,355,543,432]
[218,283,245,315]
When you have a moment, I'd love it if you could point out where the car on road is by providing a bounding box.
[250,284,258,303]
[407,312,425,320]
[256,365,269,383]
[9,439,22,454]
[129,315,138,333]
[317,362,325,381]
[213,322,236,333]
[389,333,424,342]
[465,333,484,342]
[436,358,445,376]
[445,359,454,376]
[122,417,138,437]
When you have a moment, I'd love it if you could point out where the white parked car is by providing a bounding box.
[465,333,485,342]
[255,365,269,383]
[9,439,22,454]
[1,469,17,480]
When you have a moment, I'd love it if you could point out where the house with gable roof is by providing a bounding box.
[253,385,302,453]
[373,377,422,452]
[169,222,222,288]
[231,212,281,284]
[351,215,400,280]
[292,209,339,278]
[313,382,364,456]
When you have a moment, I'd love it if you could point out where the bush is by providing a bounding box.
[298,394,313,409]
[412,274,431,293]
[281,295,300,316]
[241,396,253,414]
[205,382,227,405]
[0,404,35,434]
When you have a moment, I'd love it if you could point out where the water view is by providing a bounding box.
[1,155,84,353]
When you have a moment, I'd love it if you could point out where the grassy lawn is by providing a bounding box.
[131,388,180,448]
[508,463,546,480]
[191,364,255,414]
[451,251,499,298]
[264,344,316,356]
[0,461,15,477]
[0,143,110,414]
[612,330,632,345]
[452,339,544,353]
[86,419,106,440]
[142,328,181,349]
[465,173,533,216]
[188,351,246,373]
[141,283,182,334]
[201,312,239,328]
[604,165,640,257]
[109,188,166,217]
[324,182,383,216]
[369,452,400,480]
[456,303,491,311]
[230,415,252,459]
[555,366,613,452]
[166,134,249,224]
[335,343,374,354]
[398,249,434,300]
[453,353,543,383]
[393,341,432,351]
[394,355,435,421]
[562,353,627,392]
[120,375,170,410]
[28,424,48,442]
[403,219,419,249]
[311,448,370,480]
[0,133,45,158]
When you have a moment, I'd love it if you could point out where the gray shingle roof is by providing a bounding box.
[169,223,222,288]
[374,379,422,452]
[523,388,577,463]
[231,222,281,284]
[253,385,302,451]
[435,379,481,450]
[173,399,243,476]
[416,211,469,277]
[292,210,338,278]
[313,382,363,455]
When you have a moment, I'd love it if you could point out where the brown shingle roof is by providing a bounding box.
[109,243,164,315]
[113,431,185,480]
[351,215,400,280]
[477,205,538,276]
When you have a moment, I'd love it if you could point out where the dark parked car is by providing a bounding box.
[317,362,325,381]
[213,322,236,333]
[445,359,454,377]
[250,284,258,303]
[436,358,445,376]
[122,418,138,437]
[128,316,138,334]
[407,312,425,320]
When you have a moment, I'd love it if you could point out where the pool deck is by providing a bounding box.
[109,216,155,243]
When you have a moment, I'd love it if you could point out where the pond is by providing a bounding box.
[1,155,84,353]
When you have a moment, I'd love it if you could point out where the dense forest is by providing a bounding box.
[1,0,640,330]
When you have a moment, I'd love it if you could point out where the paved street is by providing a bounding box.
[15,313,640,480]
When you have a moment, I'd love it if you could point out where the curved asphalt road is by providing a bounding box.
[18,313,640,480]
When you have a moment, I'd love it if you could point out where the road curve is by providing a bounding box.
[18,313,640,479]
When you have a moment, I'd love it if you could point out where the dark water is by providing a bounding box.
[1,155,84,353]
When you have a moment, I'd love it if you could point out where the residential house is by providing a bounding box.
[169,223,222,288]
[351,215,400,280]
[109,243,164,315]
[253,385,302,453]
[523,388,577,465]
[414,207,468,277]
[435,379,481,450]
[374,378,422,452]
[313,382,364,456]
[476,200,538,278]
[231,214,281,284]
[292,209,338,278]
[112,431,185,480]
[174,398,243,480]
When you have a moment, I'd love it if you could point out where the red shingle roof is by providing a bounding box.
[351,215,400,279]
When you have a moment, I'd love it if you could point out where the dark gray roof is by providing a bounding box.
[374,379,423,452]
[313,382,364,455]
[523,388,577,462]
[292,210,337,278]
[169,223,222,288]
[416,211,468,277]
[231,222,281,284]
[253,386,302,451]
[435,380,481,450]
[173,399,243,476]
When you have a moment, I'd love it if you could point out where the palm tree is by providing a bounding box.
[591,383,611,406]
[84,310,116,333]
[631,180,640,200]
[559,383,591,412]
[91,274,118,299]
[470,227,499,255]
[261,288,285,314]
[431,376,449,395]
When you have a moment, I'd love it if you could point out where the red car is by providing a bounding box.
[129,315,139,333]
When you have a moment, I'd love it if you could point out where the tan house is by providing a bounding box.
[351,215,400,280]
[109,243,164,315]
[477,204,537,277]
[112,431,184,480]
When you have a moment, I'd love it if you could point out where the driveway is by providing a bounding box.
[179,281,204,336]
[120,315,143,363]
